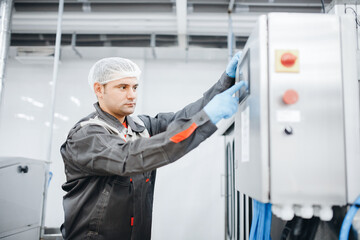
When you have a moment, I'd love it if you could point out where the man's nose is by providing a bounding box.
[127,89,136,99]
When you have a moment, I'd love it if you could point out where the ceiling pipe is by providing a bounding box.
[185,35,189,63]
[176,0,187,49]
[41,0,64,238]
[46,0,63,164]
[71,32,83,58]
[0,0,14,119]
[228,0,235,13]
[150,32,157,59]
[227,0,235,61]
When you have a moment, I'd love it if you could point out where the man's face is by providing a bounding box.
[95,77,138,121]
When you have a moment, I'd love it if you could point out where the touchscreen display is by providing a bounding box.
[235,50,250,104]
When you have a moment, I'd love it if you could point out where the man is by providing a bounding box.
[60,54,245,240]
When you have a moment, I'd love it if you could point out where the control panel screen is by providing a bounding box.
[236,50,250,104]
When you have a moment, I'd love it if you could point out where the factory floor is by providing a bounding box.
[43,210,360,240]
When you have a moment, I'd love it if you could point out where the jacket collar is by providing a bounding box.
[93,102,145,133]
[126,115,146,132]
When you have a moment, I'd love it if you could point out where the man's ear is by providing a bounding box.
[94,82,103,99]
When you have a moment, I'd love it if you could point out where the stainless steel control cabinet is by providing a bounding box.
[234,13,360,220]
[0,157,47,239]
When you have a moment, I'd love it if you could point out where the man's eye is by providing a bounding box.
[133,86,138,91]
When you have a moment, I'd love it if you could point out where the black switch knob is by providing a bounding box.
[284,126,293,135]
[18,165,29,173]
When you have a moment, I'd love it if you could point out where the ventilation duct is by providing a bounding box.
[15,46,56,64]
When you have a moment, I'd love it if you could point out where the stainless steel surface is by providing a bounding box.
[0,157,47,239]
[234,14,270,202]
[244,195,250,240]
[339,15,360,204]
[1,227,39,240]
[326,0,360,51]
[239,192,245,240]
[223,125,252,240]
[224,127,235,240]
[268,13,346,206]
[0,0,13,121]
[357,50,360,80]
[235,13,360,220]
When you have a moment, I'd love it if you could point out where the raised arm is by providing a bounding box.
[139,52,242,135]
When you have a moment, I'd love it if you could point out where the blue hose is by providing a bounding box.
[47,171,53,187]
[339,195,360,240]
[249,199,272,240]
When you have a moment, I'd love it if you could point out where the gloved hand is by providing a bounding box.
[226,51,242,78]
[204,81,247,124]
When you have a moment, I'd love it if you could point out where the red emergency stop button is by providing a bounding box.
[281,53,297,68]
[283,89,299,105]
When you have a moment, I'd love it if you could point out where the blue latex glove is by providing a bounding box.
[204,81,247,124]
[226,51,242,78]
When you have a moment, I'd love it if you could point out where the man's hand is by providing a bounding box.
[204,81,248,124]
[226,51,242,78]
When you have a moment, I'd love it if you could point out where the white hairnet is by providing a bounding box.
[88,57,141,91]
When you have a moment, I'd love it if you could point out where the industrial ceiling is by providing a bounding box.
[11,0,331,48]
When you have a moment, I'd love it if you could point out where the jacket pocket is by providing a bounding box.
[87,183,112,237]
[95,178,133,239]
[113,175,130,187]
[85,230,104,240]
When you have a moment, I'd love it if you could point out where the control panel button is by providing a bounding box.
[281,53,297,68]
[275,49,299,73]
[284,126,293,135]
[283,89,299,105]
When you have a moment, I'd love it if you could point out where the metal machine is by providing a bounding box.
[0,157,48,239]
[234,13,360,221]
[222,123,253,240]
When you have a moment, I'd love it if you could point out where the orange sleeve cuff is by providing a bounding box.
[170,122,198,143]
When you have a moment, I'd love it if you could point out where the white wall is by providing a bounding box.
[0,46,229,239]
[143,60,226,240]
[0,60,54,160]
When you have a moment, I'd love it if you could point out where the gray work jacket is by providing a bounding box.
[60,72,234,240]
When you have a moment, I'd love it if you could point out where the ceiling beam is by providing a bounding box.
[176,0,187,49]
[12,12,178,34]
[12,11,258,36]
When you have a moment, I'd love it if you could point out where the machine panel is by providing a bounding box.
[268,13,346,206]
[235,13,359,221]
[0,157,47,239]
[235,15,270,203]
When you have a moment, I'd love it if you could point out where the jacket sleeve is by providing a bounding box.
[61,110,217,178]
[139,71,234,136]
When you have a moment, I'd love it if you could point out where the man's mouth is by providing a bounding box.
[125,103,136,107]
